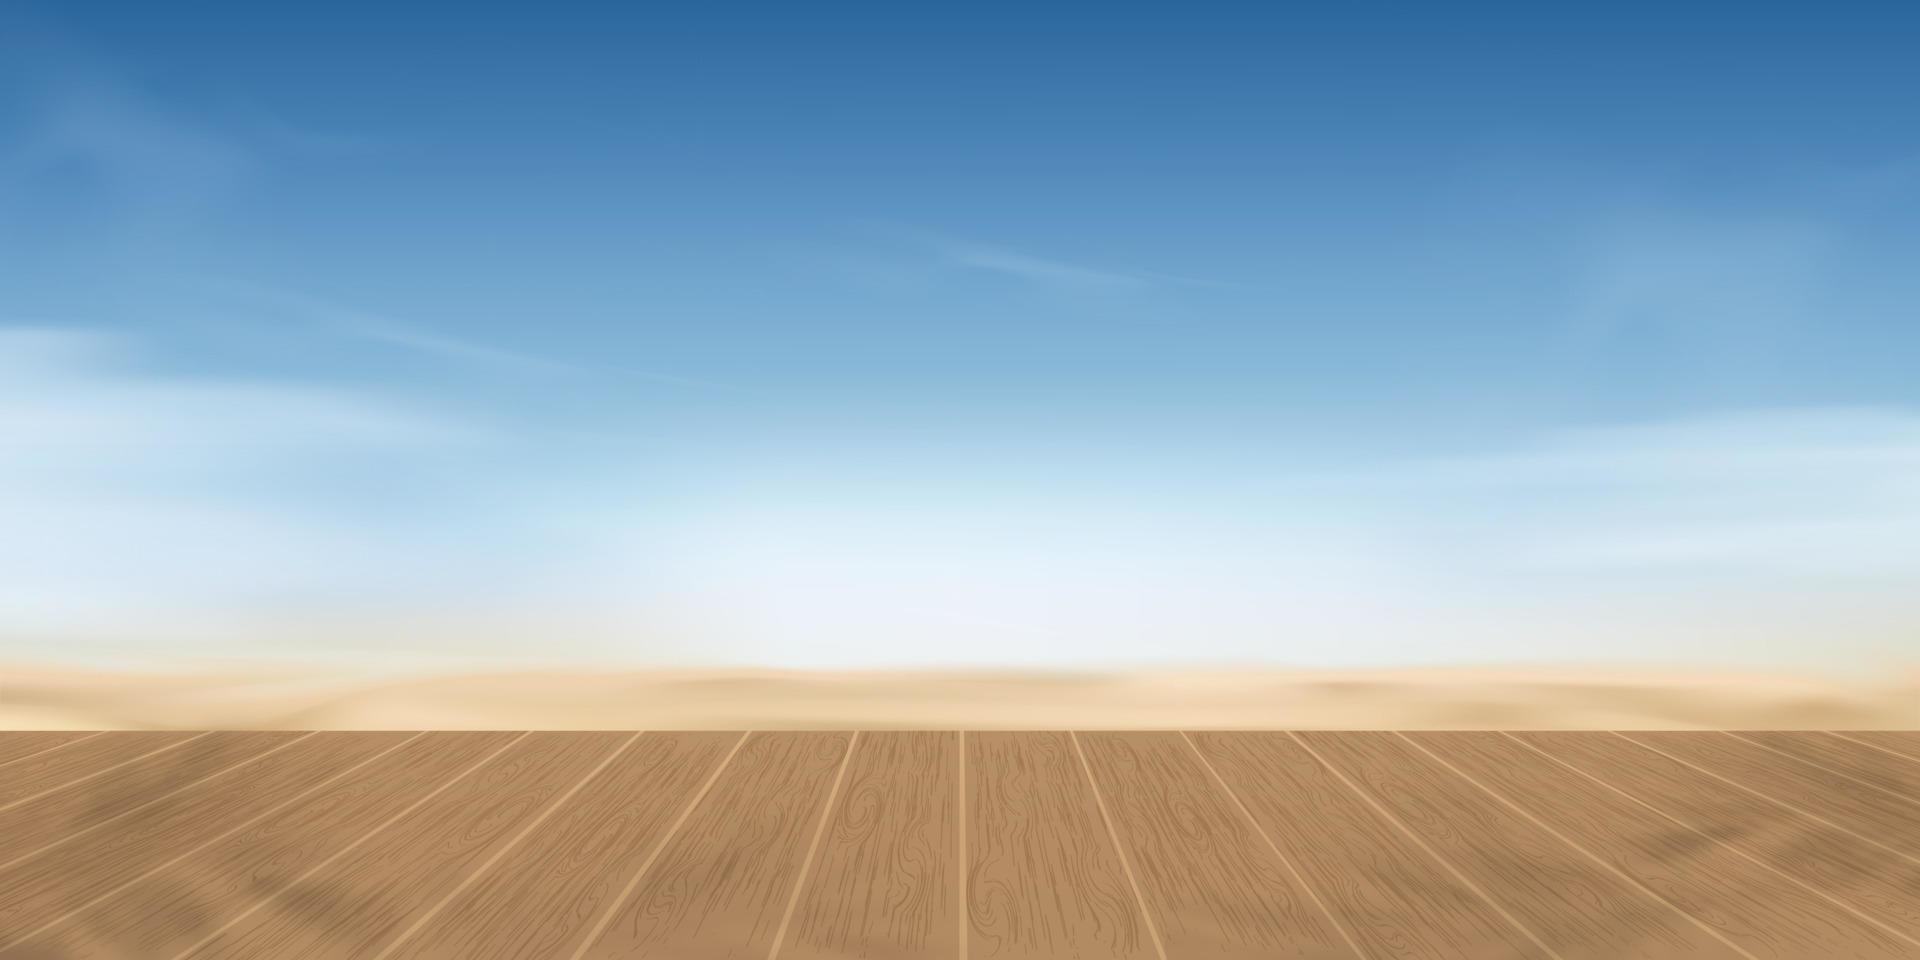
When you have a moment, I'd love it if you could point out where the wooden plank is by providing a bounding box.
[966,732,1152,960]
[0,731,518,960]
[576,731,854,960]
[0,733,403,932]
[0,731,296,865]
[1188,732,1551,960]
[182,731,624,959]
[0,732,98,768]
[1078,731,1355,959]
[1833,732,1920,764]
[1297,731,1746,960]
[1735,731,1920,798]
[1518,731,1920,944]
[1409,731,1916,958]
[379,731,742,960]
[779,731,959,960]
[0,731,197,808]
[1627,731,1920,857]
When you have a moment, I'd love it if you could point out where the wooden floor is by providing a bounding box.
[1,731,1917,959]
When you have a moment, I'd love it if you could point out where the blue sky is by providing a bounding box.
[3,2,1918,669]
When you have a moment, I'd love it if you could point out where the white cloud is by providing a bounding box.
[0,329,474,452]
[943,243,1155,290]
[3,333,1913,670]
[818,224,1224,294]
[1386,407,1920,579]
[0,328,496,657]
[193,279,580,377]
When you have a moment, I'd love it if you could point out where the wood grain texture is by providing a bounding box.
[965,732,1150,960]
[1627,731,1920,858]
[1078,731,1356,959]
[182,731,624,959]
[0,731,517,960]
[1410,731,1916,959]
[577,731,853,960]
[0,733,402,932]
[0,731,295,866]
[1188,732,1551,960]
[4,730,1916,959]
[1734,732,1920,799]
[0,732,97,768]
[780,731,958,960]
[1832,732,1920,764]
[1518,731,1920,944]
[380,731,741,960]
[0,731,197,808]
[1298,731,1747,960]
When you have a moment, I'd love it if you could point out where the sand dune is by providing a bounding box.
[4,662,1918,729]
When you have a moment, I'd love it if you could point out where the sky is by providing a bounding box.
[3,1,1918,670]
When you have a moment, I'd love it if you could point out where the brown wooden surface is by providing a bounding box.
[1833,731,1920,763]
[0,732,401,933]
[1079,731,1357,958]
[575,730,854,960]
[0,731,199,809]
[1189,731,1552,960]
[1732,731,1920,800]
[0,731,99,768]
[1410,731,1916,958]
[1518,731,1920,946]
[185,732,624,959]
[966,732,1152,960]
[0,731,295,868]
[380,731,741,960]
[1298,731,1749,959]
[0,731,518,960]
[2,730,1918,959]
[780,731,960,960]
[1627,731,1920,858]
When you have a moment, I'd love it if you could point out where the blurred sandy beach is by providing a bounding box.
[5,662,1917,730]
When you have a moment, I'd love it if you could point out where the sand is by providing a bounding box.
[4,662,1918,729]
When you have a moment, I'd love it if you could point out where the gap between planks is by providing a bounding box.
[0,731,106,771]
[1283,731,1566,960]
[0,731,215,814]
[1615,731,1920,870]
[1393,732,1764,960]
[1504,732,1920,951]
[767,731,861,960]
[1825,731,1920,765]
[370,731,646,960]
[0,732,430,953]
[564,730,752,960]
[1722,731,1920,807]
[1067,731,1168,960]
[1176,731,1367,960]
[163,732,534,960]
[0,732,318,873]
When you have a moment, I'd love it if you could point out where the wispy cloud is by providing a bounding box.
[196,278,580,377]
[1369,406,1920,580]
[188,278,736,389]
[942,242,1157,290]
[823,224,1236,294]
[939,238,1241,291]
[0,326,482,455]
[0,327,497,656]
